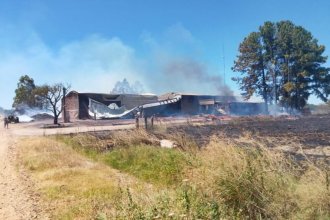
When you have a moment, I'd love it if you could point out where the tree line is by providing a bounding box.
[232,20,330,113]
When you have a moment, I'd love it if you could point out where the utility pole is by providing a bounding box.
[63,87,67,123]
[222,44,226,86]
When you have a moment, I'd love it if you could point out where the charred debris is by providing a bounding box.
[62,91,266,122]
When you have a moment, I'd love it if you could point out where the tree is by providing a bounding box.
[13,75,40,108]
[232,20,330,112]
[34,83,69,124]
[111,78,145,94]
[259,21,279,105]
[232,32,271,113]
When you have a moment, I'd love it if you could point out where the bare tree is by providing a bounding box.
[34,83,69,124]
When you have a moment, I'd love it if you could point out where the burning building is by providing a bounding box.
[62,91,266,122]
[62,91,158,121]
[142,92,266,117]
[142,93,236,117]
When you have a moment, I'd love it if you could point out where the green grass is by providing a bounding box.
[56,133,194,186]
[102,145,191,186]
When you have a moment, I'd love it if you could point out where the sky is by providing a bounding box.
[0,0,329,109]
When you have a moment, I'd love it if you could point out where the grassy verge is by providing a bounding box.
[102,145,190,186]
[17,131,330,219]
[17,137,121,219]
[56,133,193,186]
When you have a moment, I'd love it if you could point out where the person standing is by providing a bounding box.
[4,117,9,129]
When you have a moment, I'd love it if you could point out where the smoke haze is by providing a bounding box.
[162,58,233,96]
[0,23,233,108]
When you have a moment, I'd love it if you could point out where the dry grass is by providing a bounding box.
[17,137,119,219]
[192,138,298,218]
[294,167,330,219]
[188,137,329,219]
[16,137,165,219]
[16,129,330,219]
[57,129,160,153]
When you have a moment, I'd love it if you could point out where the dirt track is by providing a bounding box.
[0,125,48,219]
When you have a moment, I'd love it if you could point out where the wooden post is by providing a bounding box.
[144,116,148,130]
[151,115,154,129]
[136,117,139,129]
[63,87,67,123]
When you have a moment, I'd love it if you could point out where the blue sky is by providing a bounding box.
[0,0,329,108]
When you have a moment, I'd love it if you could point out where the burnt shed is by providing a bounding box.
[143,93,238,117]
[63,91,158,121]
[143,92,265,117]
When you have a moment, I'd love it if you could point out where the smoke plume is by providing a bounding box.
[161,58,233,96]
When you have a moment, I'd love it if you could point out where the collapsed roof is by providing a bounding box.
[63,91,265,121]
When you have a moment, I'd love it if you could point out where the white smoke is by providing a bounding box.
[0,29,145,108]
[0,23,233,109]
[14,104,53,122]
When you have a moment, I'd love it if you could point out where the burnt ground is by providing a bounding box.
[51,114,330,164]
[165,115,330,147]
[162,114,330,164]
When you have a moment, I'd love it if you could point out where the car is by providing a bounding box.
[7,115,19,123]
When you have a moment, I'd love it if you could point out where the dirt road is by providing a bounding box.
[0,126,47,219]
[10,123,135,136]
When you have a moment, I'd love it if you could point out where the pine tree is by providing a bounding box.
[233,20,330,112]
[232,32,270,113]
